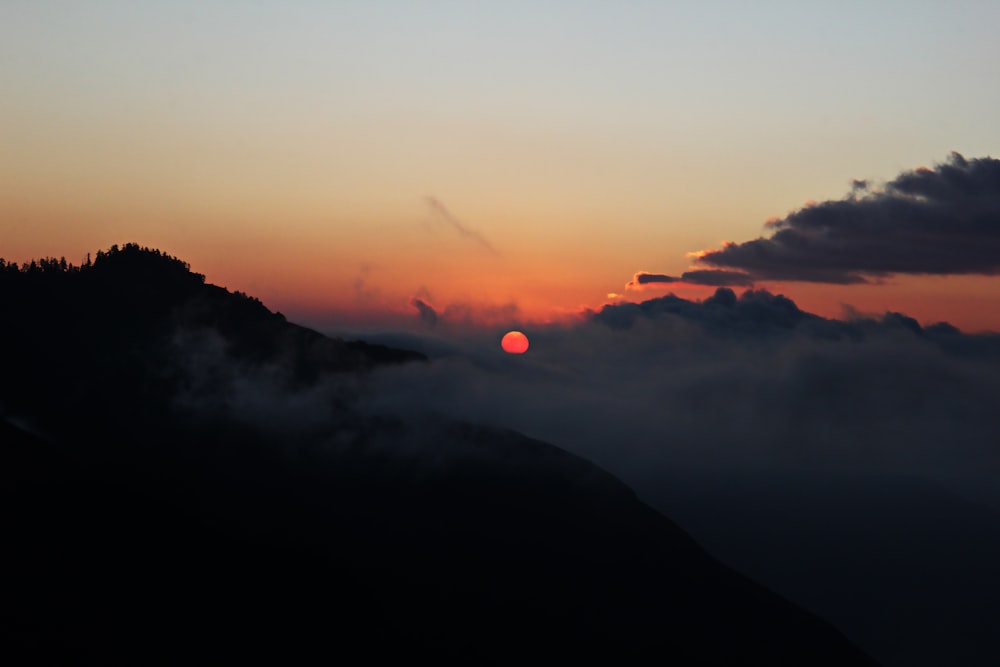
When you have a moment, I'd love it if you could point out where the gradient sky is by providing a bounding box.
[3,1,1000,331]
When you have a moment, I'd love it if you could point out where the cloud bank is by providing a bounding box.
[361,288,1000,509]
[695,152,1000,283]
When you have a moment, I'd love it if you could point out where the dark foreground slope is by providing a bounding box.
[0,246,874,664]
[640,469,1000,667]
[1,418,878,665]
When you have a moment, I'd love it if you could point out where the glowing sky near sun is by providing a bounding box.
[3,1,1000,331]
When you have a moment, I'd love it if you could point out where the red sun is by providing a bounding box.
[501,330,530,354]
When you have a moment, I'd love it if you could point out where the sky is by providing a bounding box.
[3,1,1000,331]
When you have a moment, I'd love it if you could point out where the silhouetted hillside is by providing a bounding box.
[0,243,424,434]
[0,245,876,664]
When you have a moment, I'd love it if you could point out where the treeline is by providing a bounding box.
[0,243,205,283]
[0,242,285,326]
[0,242,277,429]
[0,255,77,274]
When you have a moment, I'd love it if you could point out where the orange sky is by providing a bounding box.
[3,3,1000,334]
[4,189,1000,334]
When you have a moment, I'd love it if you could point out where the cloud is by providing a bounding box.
[629,272,679,287]
[625,269,754,290]
[680,269,755,287]
[695,152,1000,283]
[425,196,499,255]
[409,297,439,329]
[595,287,813,333]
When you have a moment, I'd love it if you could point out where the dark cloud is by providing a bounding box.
[595,287,814,334]
[625,269,754,290]
[635,272,678,285]
[680,269,755,287]
[425,196,499,255]
[696,152,1000,283]
[624,272,677,290]
[409,297,439,329]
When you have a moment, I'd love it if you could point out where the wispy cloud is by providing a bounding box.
[424,196,499,255]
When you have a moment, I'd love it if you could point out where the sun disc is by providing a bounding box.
[501,330,529,354]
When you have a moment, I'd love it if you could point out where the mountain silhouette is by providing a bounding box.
[0,245,876,664]
[0,243,423,432]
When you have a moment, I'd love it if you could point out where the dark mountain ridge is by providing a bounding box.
[0,245,875,664]
[0,243,423,431]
